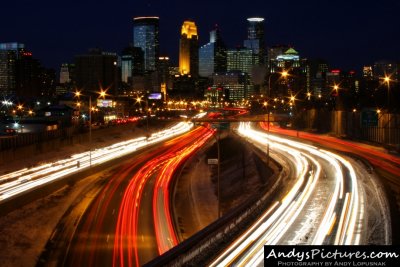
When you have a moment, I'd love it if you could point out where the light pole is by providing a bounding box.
[89,95,92,167]
[136,94,149,136]
[265,70,289,164]
[216,129,220,219]
[384,76,391,110]
[384,76,391,144]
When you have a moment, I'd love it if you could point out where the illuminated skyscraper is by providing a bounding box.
[244,17,265,64]
[199,25,227,77]
[133,16,159,72]
[0,43,49,97]
[121,46,144,84]
[179,20,199,77]
[226,47,258,98]
[227,47,257,74]
[269,48,309,97]
[0,43,25,96]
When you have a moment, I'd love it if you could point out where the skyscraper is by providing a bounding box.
[179,20,199,77]
[199,25,227,77]
[227,47,258,74]
[133,16,159,72]
[269,48,309,97]
[0,43,48,97]
[75,49,118,96]
[226,47,258,98]
[60,63,75,84]
[0,43,25,96]
[121,46,144,84]
[244,17,265,64]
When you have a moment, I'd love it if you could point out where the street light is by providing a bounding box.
[99,89,107,99]
[383,75,392,144]
[136,94,149,135]
[384,76,391,110]
[89,95,92,167]
[74,90,81,98]
[266,70,290,164]
[333,84,339,92]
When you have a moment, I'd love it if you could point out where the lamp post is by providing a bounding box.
[384,76,390,110]
[383,76,391,144]
[216,129,220,219]
[267,74,273,166]
[266,70,289,164]
[89,96,92,167]
[74,90,82,127]
[136,94,149,136]
[90,89,107,167]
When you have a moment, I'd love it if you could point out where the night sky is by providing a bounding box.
[1,0,399,72]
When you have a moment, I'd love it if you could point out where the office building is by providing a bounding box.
[210,71,250,101]
[244,17,265,64]
[199,25,227,77]
[0,42,54,98]
[0,51,16,96]
[75,49,118,96]
[227,47,258,74]
[133,16,159,72]
[121,46,144,84]
[0,43,25,96]
[179,20,199,77]
[60,63,75,84]
[269,47,309,97]
[227,47,258,97]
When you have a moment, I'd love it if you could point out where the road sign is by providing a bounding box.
[211,122,230,130]
[208,158,219,165]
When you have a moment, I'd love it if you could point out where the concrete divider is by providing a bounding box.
[144,137,285,267]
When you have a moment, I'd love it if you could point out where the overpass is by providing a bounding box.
[191,114,288,123]
[158,114,289,123]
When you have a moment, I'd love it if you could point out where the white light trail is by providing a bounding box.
[210,122,363,266]
[0,122,193,202]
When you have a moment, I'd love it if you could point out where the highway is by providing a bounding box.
[62,125,213,266]
[209,122,388,267]
[2,111,393,267]
[260,122,400,177]
[0,122,192,202]
[260,122,400,226]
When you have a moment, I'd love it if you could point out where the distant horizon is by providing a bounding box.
[1,0,399,73]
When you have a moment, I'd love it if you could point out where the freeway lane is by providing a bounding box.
[260,122,400,176]
[62,126,213,267]
[0,122,192,203]
[260,122,400,231]
[210,122,389,266]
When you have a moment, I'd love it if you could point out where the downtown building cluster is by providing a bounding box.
[1,15,400,124]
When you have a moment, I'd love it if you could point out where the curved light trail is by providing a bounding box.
[112,125,214,267]
[210,122,364,266]
[153,128,214,254]
[260,122,400,176]
[0,121,194,202]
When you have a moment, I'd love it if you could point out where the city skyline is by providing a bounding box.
[1,0,399,71]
